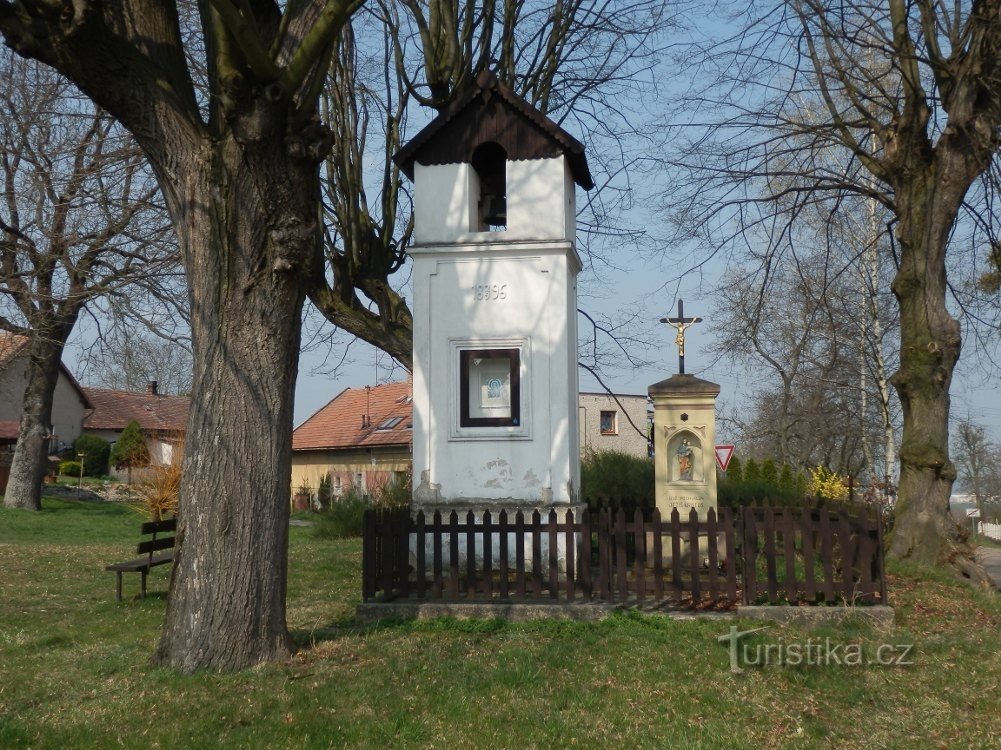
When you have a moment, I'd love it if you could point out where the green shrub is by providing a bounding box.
[726,456,743,484]
[314,489,368,539]
[73,435,111,477]
[718,457,808,507]
[58,460,82,477]
[761,458,777,486]
[581,449,654,512]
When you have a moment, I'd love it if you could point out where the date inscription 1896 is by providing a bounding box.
[471,283,508,301]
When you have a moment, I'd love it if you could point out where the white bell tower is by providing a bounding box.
[395,71,594,515]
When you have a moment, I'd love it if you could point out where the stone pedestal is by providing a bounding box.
[648,373,721,521]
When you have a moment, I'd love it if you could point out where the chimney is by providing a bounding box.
[147,380,158,395]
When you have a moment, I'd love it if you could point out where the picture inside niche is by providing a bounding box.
[460,348,520,427]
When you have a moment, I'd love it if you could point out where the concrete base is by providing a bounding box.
[357,601,613,623]
[737,604,895,629]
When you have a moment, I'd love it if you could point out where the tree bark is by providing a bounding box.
[886,160,964,565]
[0,0,360,671]
[152,125,318,672]
[3,327,76,511]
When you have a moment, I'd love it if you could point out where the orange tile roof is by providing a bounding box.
[293,381,413,452]
[82,388,189,432]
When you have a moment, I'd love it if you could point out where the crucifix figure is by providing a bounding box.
[660,299,702,374]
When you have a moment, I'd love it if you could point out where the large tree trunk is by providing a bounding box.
[886,157,966,568]
[152,124,318,672]
[3,331,74,511]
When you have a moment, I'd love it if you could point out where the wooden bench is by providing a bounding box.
[105,517,176,601]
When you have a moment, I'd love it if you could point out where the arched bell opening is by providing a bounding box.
[471,142,507,230]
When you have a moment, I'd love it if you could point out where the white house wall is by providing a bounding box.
[83,428,178,478]
[0,358,86,448]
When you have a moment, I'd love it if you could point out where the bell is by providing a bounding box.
[482,195,507,227]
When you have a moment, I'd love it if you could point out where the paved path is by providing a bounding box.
[975,546,1001,589]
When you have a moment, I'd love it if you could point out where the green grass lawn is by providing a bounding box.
[1,498,999,749]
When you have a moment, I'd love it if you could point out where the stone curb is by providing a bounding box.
[356,602,615,622]
[736,604,895,628]
[358,601,895,627]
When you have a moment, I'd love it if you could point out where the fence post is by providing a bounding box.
[483,510,493,599]
[432,510,443,599]
[397,509,411,599]
[742,508,757,605]
[615,508,628,602]
[362,509,374,602]
[876,506,888,603]
[580,510,592,599]
[466,510,477,598]
[707,507,719,603]
[634,507,647,602]
[782,507,797,603]
[548,509,559,600]
[515,511,527,598]
[653,508,664,601]
[671,508,682,600]
[531,510,543,598]
[688,509,701,603]
[800,507,816,603]
[499,510,510,600]
[448,511,460,599]
[597,508,610,601]
[415,510,426,599]
[565,508,576,602]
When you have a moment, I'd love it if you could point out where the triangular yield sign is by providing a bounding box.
[715,445,735,473]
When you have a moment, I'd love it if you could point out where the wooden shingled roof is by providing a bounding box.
[292,381,413,452]
[82,388,189,432]
[393,70,594,190]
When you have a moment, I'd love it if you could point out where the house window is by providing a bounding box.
[334,476,342,496]
[459,348,520,427]
[600,410,618,435]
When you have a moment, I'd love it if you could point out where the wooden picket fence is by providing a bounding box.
[362,503,886,608]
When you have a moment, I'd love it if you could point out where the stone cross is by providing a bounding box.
[661,299,702,374]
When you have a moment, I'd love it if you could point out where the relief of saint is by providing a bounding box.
[676,438,695,481]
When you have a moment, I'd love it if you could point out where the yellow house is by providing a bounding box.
[291,381,412,500]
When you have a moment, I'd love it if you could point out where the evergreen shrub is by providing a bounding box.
[73,435,111,477]
[581,449,654,512]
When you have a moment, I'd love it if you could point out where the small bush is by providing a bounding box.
[133,460,181,521]
[371,472,412,511]
[73,435,111,477]
[58,460,82,477]
[314,489,368,539]
[808,465,849,502]
[317,474,332,510]
[581,449,654,512]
